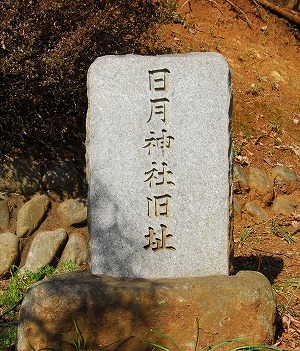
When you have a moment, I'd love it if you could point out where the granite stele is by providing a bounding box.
[86,53,233,278]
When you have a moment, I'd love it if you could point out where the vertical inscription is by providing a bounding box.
[143,68,175,251]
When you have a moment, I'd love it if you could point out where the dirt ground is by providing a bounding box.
[156,0,300,348]
[0,0,299,349]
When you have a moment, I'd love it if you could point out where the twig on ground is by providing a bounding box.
[263,157,274,167]
[275,146,292,151]
[181,0,190,7]
[274,144,300,158]
[0,298,23,319]
[224,0,253,28]
[170,29,203,40]
[209,0,224,13]
[254,134,268,145]
[194,23,205,32]
[182,0,192,11]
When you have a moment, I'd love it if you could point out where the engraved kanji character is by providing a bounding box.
[148,68,170,92]
[147,98,169,123]
[144,162,175,188]
[143,129,174,156]
[147,194,171,218]
[144,224,175,251]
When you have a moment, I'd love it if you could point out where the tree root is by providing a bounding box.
[254,0,300,25]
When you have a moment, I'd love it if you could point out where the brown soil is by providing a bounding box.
[156,0,300,348]
[1,1,299,349]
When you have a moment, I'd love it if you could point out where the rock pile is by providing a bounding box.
[234,165,300,220]
[0,193,88,276]
[0,158,87,276]
[0,158,299,277]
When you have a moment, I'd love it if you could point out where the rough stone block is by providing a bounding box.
[273,195,297,215]
[17,271,276,351]
[16,194,50,238]
[248,167,274,205]
[0,232,19,276]
[233,164,249,194]
[0,197,10,230]
[245,201,269,220]
[57,198,87,227]
[21,228,68,272]
[87,53,233,278]
[58,232,87,268]
[272,166,298,195]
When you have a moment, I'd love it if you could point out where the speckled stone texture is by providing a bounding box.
[17,271,276,351]
[87,53,233,278]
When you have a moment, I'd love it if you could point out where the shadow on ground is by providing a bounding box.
[233,255,284,284]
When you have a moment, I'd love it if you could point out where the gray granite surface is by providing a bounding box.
[86,53,233,278]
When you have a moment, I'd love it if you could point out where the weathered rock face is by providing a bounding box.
[0,232,19,275]
[57,198,87,227]
[17,271,276,351]
[58,232,87,268]
[272,166,299,195]
[248,167,274,205]
[233,164,249,194]
[21,229,68,272]
[16,194,51,238]
[0,197,10,230]
[0,158,41,194]
[273,195,297,215]
[233,199,242,217]
[245,201,269,221]
[232,165,299,221]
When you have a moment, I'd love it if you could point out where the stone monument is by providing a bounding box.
[86,53,233,278]
[17,54,277,351]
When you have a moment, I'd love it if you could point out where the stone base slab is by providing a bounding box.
[17,271,276,351]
